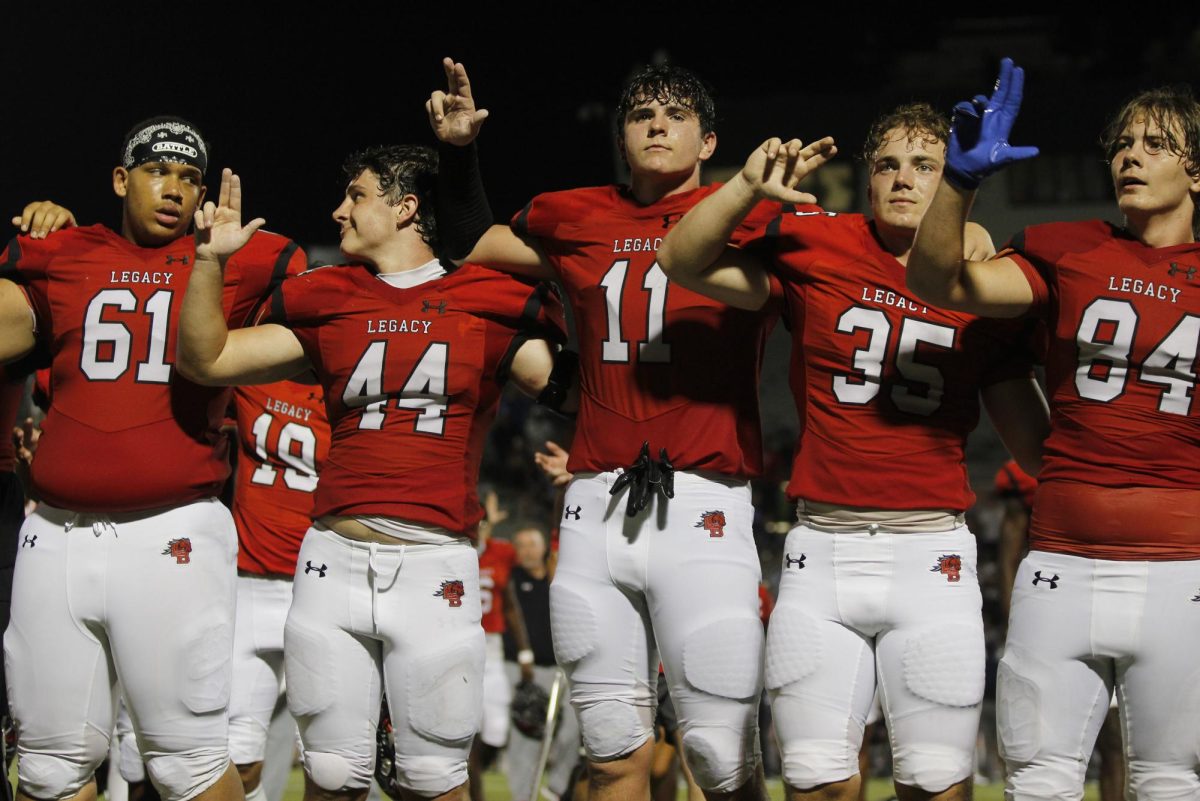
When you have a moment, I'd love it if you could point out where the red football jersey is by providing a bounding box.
[233,382,329,576]
[513,185,781,479]
[478,537,516,634]
[263,263,565,534]
[0,225,305,512]
[750,211,1033,511]
[1005,221,1200,559]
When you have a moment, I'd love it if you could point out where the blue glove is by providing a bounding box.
[944,58,1040,190]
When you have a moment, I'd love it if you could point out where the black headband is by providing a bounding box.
[122,121,208,175]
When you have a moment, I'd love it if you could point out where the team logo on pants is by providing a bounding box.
[1191,589,1200,602]
[434,580,466,607]
[930,554,962,583]
[162,538,192,564]
[695,510,726,538]
[1031,570,1059,589]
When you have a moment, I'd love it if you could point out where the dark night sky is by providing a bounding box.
[5,9,1200,257]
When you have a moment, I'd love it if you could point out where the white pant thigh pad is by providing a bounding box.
[228,574,292,765]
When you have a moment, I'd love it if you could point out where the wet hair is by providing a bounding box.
[342,144,439,251]
[860,102,949,166]
[1103,86,1200,232]
[615,63,717,140]
[1103,85,1200,170]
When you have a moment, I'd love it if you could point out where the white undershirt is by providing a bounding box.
[375,258,447,288]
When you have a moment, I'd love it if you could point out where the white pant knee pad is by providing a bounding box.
[1125,761,1200,801]
[16,752,98,801]
[575,699,652,762]
[891,743,973,794]
[392,755,468,798]
[1004,756,1088,801]
[303,751,373,793]
[144,750,230,801]
[778,741,858,790]
[679,727,756,793]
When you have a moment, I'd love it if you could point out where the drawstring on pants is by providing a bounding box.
[367,543,405,633]
[64,513,117,538]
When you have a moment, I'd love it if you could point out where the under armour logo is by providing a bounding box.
[564,506,582,520]
[785,552,806,569]
[1168,262,1197,280]
[1191,590,1200,602]
[165,255,189,265]
[307,392,320,402]
[421,299,447,314]
[21,535,35,548]
[662,213,684,229]
[1032,571,1059,589]
[305,561,327,577]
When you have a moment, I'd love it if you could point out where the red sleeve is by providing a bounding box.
[511,192,576,241]
[455,266,568,348]
[258,266,332,329]
[225,232,308,329]
[999,229,1051,312]
[731,199,791,247]
[0,234,57,336]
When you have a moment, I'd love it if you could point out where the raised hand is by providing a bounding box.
[944,57,1040,189]
[740,137,837,205]
[193,168,266,265]
[534,440,573,487]
[11,201,76,239]
[426,57,489,147]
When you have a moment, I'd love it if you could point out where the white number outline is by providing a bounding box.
[599,259,671,364]
[342,340,451,434]
[80,289,173,383]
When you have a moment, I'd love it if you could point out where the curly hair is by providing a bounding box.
[860,102,949,166]
[615,63,716,139]
[342,144,440,252]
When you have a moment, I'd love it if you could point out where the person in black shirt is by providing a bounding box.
[503,526,580,801]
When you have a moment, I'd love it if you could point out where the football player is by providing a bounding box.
[469,493,534,801]
[176,147,565,801]
[429,58,791,801]
[227,377,329,801]
[906,60,1200,801]
[0,117,306,801]
[502,524,581,801]
[657,103,1048,801]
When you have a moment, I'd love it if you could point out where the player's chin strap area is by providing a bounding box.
[610,442,675,518]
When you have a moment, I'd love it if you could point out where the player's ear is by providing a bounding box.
[196,183,208,208]
[112,167,129,199]
[394,193,419,229]
[698,131,717,163]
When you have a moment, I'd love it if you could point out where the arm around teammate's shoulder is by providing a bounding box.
[907,181,1034,318]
